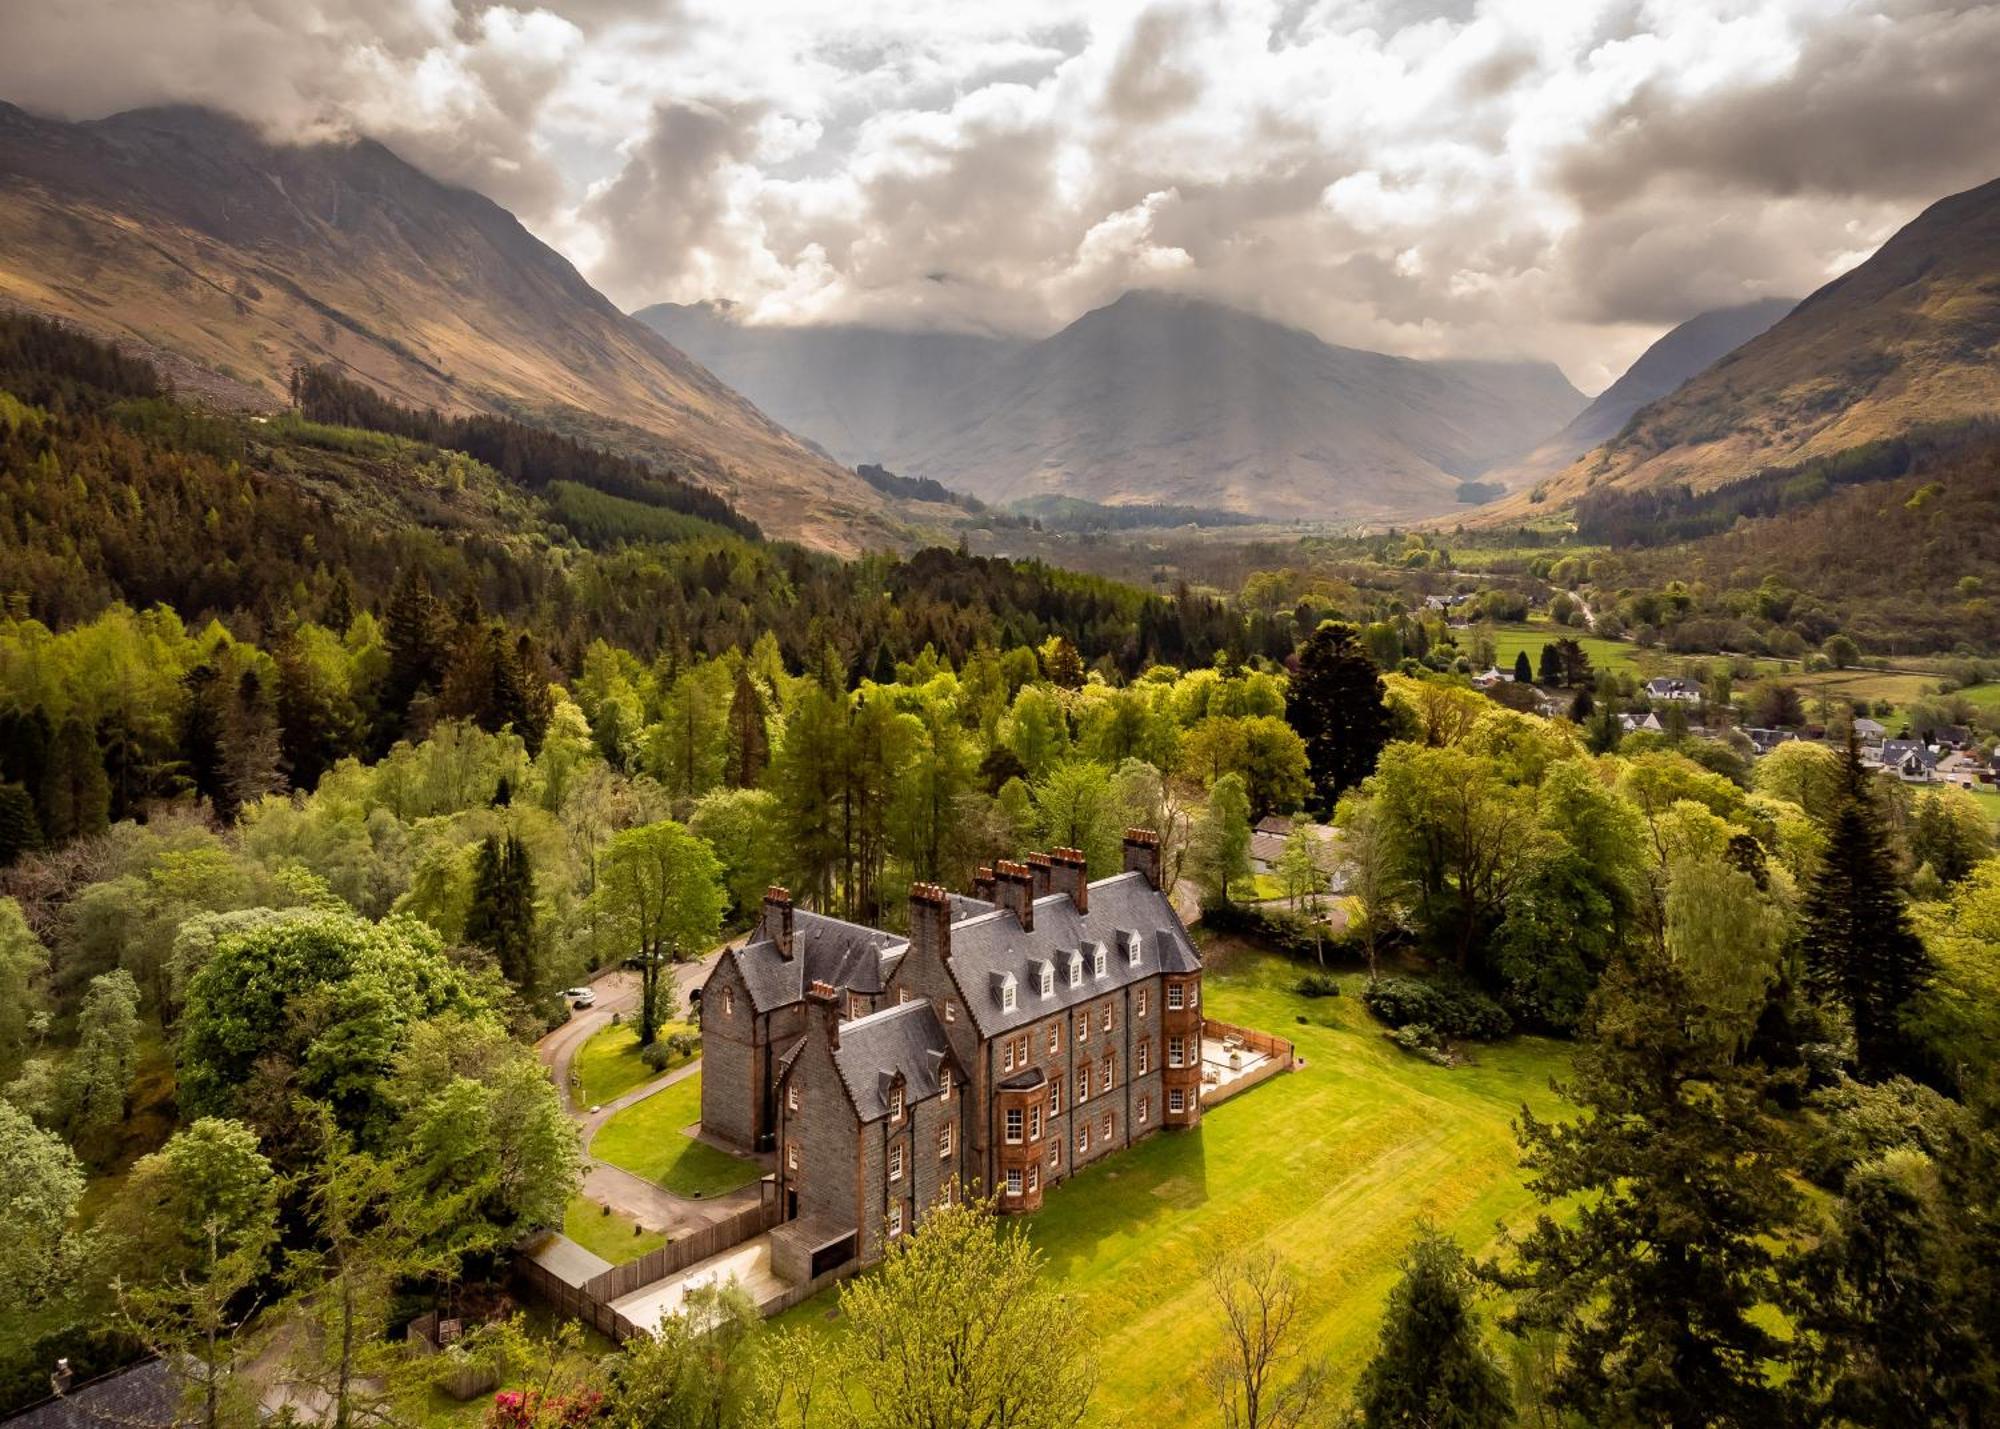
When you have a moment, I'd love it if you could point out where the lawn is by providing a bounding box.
[783,946,1571,1422]
[1482,620,1639,675]
[591,1072,763,1199]
[573,1019,698,1107]
[1965,785,2000,829]
[562,1194,668,1262]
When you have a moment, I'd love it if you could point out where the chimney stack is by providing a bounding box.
[1026,851,1054,900]
[972,865,996,903]
[1122,828,1162,890]
[1049,846,1089,913]
[762,886,795,959]
[908,881,952,967]
[807,979,841,1049]
[994,859,1036,931]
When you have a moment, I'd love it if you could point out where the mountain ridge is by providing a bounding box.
[1484,297,1799,491]
[0,102,903,554]
[1484,172,2000,519]
[640,288,1587,522]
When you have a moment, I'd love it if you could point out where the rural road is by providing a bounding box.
[537,944,765,1233]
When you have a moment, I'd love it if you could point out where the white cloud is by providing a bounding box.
[5,0,1998,390]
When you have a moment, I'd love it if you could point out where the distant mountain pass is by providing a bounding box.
[641,290,1586,523]
[1484,298,1798,491]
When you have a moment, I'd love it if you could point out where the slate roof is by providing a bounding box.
[1881,740,1939,770]
[944,871,1200,1039]
[729,911,908,1014]
[3,1361,182,1429]
[828,1000,955,1122]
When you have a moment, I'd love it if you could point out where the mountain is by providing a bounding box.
[1486,297,1797,489]
[1502,174,2000,514]
[0,103,903,554]
[635,301,1025,469]
[641,290,1587,522]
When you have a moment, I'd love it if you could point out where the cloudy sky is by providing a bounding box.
[8,0,1999,391]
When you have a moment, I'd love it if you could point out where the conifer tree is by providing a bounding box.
[1536,642,1562,686]
[465,833,538,994]
[381,567,450,731]
[1496,944,1803,1426]
[1512,650,1532,684]
[1355,1226,1513,1429]
[726,666,769,788]
[1286,621,1390,812]
[40,716,110,843]
[1799,737,1933,1080]
[0,783,43,866]
[220,669,284,824]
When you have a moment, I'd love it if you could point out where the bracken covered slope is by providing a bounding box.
[0,103,900,554]
[1487,173,2000,520]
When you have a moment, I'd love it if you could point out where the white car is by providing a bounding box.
[565,986,596,1009]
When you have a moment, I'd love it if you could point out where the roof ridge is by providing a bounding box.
[838,997,935,1033]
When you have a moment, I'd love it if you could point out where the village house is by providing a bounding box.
[1643,676,1704,705]
[699,831,1209,1272]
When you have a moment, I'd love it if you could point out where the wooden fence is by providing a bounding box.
[757,1257,863,1316]
[516,1199,782,1343]
[1200,1018,1296,1107]
[577,1200,780,1303]
[514,1254,644,1343]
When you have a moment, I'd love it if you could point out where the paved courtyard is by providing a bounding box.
[608,1233,788,1333]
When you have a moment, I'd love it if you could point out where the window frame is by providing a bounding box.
[1005,1106,1024,1145]
[888,1144,903,1182]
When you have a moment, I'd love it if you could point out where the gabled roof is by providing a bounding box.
[942,871,1200,1039]
[726,911,908,1014]
[1881,740,1939,769]
[828,1000,956,1123]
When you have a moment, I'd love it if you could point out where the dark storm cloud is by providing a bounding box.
[1560,4,2000,209]
[3,0,1992,385]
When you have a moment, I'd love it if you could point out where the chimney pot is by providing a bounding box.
[763,886,796,959]
[1122,828,1163,889]
[994,860,1036,931]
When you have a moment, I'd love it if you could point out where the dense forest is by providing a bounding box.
[4,313,2000,1429]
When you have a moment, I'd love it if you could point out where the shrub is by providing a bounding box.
[1201,902,1346,962]
[1295,973,1342,999]
[1362,976,1512,1041]
[1390,1023,1453,1066]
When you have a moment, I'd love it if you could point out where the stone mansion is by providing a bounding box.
[697,830,1205,1271]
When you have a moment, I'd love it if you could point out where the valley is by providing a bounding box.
[5,16,2000,1429]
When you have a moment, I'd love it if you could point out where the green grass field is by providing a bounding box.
[1957,682,2000,715]
[562,1194,669,1262]
[573,1019,698,1107]
[784,945,1571,1421]
[1482,620,1639,675]
[1756,668,1938,726]
[592,1072,763,1199]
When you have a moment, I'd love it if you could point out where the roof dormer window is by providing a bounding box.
[1000,972,1018,1013]
[1038,963,1054,997]
[1067,952,1083,988]
[1122,930,1141,967]
[1092,943,1107,977]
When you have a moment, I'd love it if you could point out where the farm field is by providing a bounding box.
[573,1018,698,1107]
[1756,668,1939,725]
[592,1072,764,1199]
[1481,620,1639,674]
[782,945,1570,1422]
